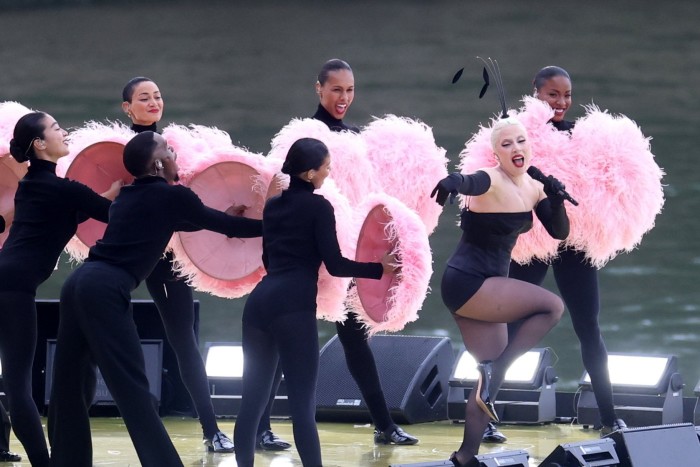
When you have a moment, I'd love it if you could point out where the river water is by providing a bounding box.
[1,0,699,392]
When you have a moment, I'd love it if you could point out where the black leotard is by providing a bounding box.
[442,210,533,313]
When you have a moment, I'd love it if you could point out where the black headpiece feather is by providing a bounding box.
[477,56,509,118]
[451,57,509,119]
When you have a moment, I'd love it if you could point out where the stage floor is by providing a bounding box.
[3,417,605,466]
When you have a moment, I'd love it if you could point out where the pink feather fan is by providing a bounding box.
[268,118,382,205]
[0,102,32,248]
[566,105,664,267]
[166,125,277,299]
[361,115,448,235]
[60,121,135,261]
[0,101,33,157]
[347,193,432,335]
[313,178,358,322]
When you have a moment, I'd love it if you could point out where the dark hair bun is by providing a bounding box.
[9,138,28,163]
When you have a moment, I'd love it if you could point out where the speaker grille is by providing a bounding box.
[316,335,454,424]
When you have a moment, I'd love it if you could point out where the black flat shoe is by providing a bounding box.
[600,418,627,437]
[476,361,499,422]
[256,429,291,451]
[373,426,419,445]
[203,430,234,453]
[482,421,507,443]
[0,450,22,462]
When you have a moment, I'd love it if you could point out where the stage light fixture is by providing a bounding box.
[204,342,244,378]
[448,348,557,423]
[204,341,288,418]
[576,353,684,428]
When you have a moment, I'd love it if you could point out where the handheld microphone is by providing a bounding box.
[527,165,579,206]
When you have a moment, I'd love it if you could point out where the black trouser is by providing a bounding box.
[0,290,50,466]
[48,262,183,467]
[145,255,220,439]
[335,311,394,432]
[234,311,321,467]
[146,255,280,438]
[508,248,616,426]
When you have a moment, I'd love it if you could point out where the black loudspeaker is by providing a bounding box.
[607,423,700,467]
[35,299,198,415]
[388,450,528,467]
[44,339,163,406]
[539,437,619,466]
[315,335,454,424]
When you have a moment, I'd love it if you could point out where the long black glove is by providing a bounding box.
[430,173,463,206]
[541,174,568,206]
[430,171,491,206]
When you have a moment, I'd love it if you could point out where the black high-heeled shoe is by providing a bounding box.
[475,361,499,422]
[449,451,476,467]
[449,452,463,467]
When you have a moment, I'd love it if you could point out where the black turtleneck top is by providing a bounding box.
[312,104,359,134]
[0,159,111,294]
[88,176,262,287]
[552,119,575,132]
[260,176,382,311]
[131,122,158,134]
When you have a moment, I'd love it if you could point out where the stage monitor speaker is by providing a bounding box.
[607,423,700,467]
[389,450,528,467]
[538,437,619,466]
[44,339,163,407]
[35,299,198,415]
[316,334,454,424]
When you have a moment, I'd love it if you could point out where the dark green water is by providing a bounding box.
[2,0,700,393]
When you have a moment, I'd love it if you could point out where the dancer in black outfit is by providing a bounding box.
[507,66,625,435]
[0,112,118,467]
[234,138,397,467]
[312,58,418,446]
[432,117,568,466]
[0,216,21,464]
[121,76,254,452]
[47,131,262,467]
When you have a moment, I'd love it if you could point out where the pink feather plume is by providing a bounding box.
[361,115,448,234]
[565,105,665,267]
[314,179,357,322]
[0,101,33,158]
[268,118,382,205]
